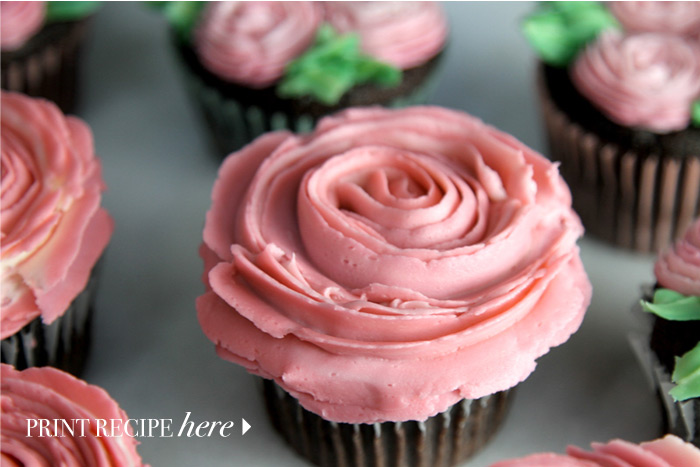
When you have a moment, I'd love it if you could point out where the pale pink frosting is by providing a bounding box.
[1,364,147,467]
[491,435,700,467]
[655,218,700,296]
[197,106,591,423]
[0,1,46,51]
[610,1,700,37]
[0,92,114,339]
[323,1,447,70]
[571,31,700,134]
[193,1,322,88]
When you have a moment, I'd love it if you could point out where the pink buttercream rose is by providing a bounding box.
[323,1,447,70]
[0,1,46,51]
[197,106,591,423]
[610,1,700,37]
[0,92,114,339]
[571,31,700,133]
[1,364,148,466]
[655,218,700,296]
[491,435,700,467]
[193,1,322,88]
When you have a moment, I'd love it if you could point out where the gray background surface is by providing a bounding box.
[77,3,660,465]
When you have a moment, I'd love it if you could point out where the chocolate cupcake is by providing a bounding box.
[0,91,114,374]
[523,1,700,252]
[1,1,100,113]
[637,218,700,445]
[1,364,147,466]
[156,1,447,156]
[196,106,592,466]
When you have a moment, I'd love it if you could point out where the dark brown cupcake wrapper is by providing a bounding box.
[0,266,99,376]
[262,378,513,467]
[538,67,700,253]
[1,19,90,114]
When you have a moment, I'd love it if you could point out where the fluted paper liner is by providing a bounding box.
[538,68,700,253]
[262,379,513,467]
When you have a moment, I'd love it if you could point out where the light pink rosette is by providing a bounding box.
[323,1,447,70]
[193,1,322,88]
[197,106,591,423]
[655,218,700,296]
[0,1,46,52]
[0,92,114,339]
[571,31,700,133]
[491,435,700,467]
[1,364,147,467]
[610,1,700,37]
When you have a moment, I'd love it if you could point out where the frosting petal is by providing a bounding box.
[610,1,700,37]
[655,218,700,296]
[0,1,45,51]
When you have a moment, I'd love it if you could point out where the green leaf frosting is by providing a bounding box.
[277,24,402,106]
[692,100,700,128]
[641,288,700,321]
[522,1,619,67]
[147,1,206,43]
[46,1,100,22]
[671,342,700,401]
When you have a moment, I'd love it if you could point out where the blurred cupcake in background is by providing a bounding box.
[1,91,114,374]
[154,1,448,156]
[523,1,700,252]
[1,1,100,113]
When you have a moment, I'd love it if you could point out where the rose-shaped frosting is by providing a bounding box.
[197,106,591,423]
[323,1,447,70]
[655,218,700,296]
[1,364,147,466]
[571,31,700,134]
[0,91,114,339]
[0,1,46,52]
[610,1,700,37]
[193,1,322,88]
[491,435,700,467]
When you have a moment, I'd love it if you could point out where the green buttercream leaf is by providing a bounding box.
[640,289,700,321]
[277,24,401,106]
[692,100,700,128]
[670,341,700,401]
[148,1,205,43]
[46,1,100,22]
[522,1,619,67]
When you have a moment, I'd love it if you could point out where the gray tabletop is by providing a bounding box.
[78,3,660,466]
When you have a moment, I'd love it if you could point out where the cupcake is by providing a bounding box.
[1,1,100,113]
[0,91,114,374]
[637,217,700,445]
[491,435,700,466]
[156,1,447,156]
[522,1,700,252]
[1,363,147,466]
[196,106,592,466]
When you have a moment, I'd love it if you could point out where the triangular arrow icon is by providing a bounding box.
[241,418,251,436]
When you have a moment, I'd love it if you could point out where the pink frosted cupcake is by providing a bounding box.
[157,1,448,155]
[1,1,100,113]
[491,435,700,466]
[1,364,147,466]
[197,106,592,466]
[0,91,114,374]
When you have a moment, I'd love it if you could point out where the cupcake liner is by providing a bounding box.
[262,379,513,467]
[174,42,443,158]
[538,67,700,253]
[0,265,99,376]
[1,19,90,114]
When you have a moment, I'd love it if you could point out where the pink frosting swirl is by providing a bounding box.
[571,31,700,134]
[323,1,447,70]
[610,1,700,37]
[655,218,700,296]
[197,106,591,423]
[1,364,147,467]
[0,1,46,51]
[0,92,114,339]
[193,1,322,88]
[491,435,700,467]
